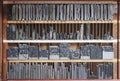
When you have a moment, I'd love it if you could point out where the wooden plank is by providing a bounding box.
[7,79,120,81]
[7,20,115,24]
[113,13,118,79]
[119,2,120,79]
[8,59,117,63]
[3,4,8,81]
[0,1,2,81]
[3,40,118,43]
[3,0,117,4]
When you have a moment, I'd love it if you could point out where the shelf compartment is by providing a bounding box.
[8,59,116,63]
[7,20,115,24]
[3,40,118,43]
[6,23,114,40]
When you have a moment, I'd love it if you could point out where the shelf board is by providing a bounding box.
[8,59,116,63]
[7,80,120,81]
[7,20,115,24]
[3,1,117,4]
[3,40,117,43]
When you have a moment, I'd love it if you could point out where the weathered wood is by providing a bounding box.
[118,1,120,79]
[113,13,118,79]
[3,4,8,81]
[2,0,118,4]
[0,1,2,81]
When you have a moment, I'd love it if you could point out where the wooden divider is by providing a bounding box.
[0,1,2,81]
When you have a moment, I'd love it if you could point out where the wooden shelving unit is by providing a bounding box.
[1,0,120,81]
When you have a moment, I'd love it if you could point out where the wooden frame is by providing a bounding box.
[1,0,120,81]
[0,1,2,81]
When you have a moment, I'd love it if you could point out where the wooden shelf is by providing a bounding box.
[3,40,117,43]
[7,20,115,24]
[3,1,117,4]
[7,79,120,81]
[8,59,116,63]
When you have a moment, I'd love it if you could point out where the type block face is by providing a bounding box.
[19,44,29,60]
[7,47,18,59]
[49,46,59,59]
[7,24,16,40]
[59,43,70,59]
[29,46,39,59]
[80,45,90,59]
[90,45,103,59]
[102,46,114,59]
[39,49,49,59]
[70,49,80,59]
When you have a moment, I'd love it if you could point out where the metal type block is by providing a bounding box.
[53,4,56,20]
[18,4,22,20]
[32,5,36,20]
[26,5,29,20]
[67,4,70,20]
[7,47,18,59]
[60,4,63,20]
[7,24,16,40]
[69,4,73,20]
[36,5,39,20]
[45,4,49,20]
[76,4,80,20]
[29,46,39,59]
[63,4,67,20]
[80,45,90,59]
[15,5,19,20]
[42,28,45,40]
[71,49,80,59]
[53,31,57,40]
[49,46,59,55]
[49,26,53,40]
[12,5,16,20]
[56,4,60,20]
[59,43,70,59]
[39,49,49,59]
[86,24,91,40]
[30,5,33,20]
[104,32,112,40]
[22,4,25,20]
[100,4,104,20]
[90,4,94,20]
[80,24,84,40]
[19,44,29,59]
[32,27,36,40]
[81,4,84,20]
[102,46,114,59]
[39,5,43,20]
